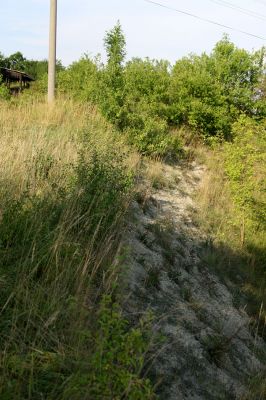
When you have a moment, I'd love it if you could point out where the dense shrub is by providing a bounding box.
[126,113,182,156]
[170,37,265,138]
[57,56,100,102]
[0,84,10,100]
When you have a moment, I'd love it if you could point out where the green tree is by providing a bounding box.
[0,52,5,68]
[57,55,99,102]
[104,21,126,80]
[6,51,26,70]
[25,58,64,79]
[170,53,229,137]
[124,58,170,116]
[170,37,265,138]
[210,35,265,115]
[99,21,127,128]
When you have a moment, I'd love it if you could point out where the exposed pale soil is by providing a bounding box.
[122,161,266,400]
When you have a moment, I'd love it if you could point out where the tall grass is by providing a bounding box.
[0,98,154,399]
[196,137,266,336]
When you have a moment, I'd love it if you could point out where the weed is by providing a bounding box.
[206,333,230,365]
[241,372,266,400]
[167,267,182,285]
[180,286,193,302]
[144,268,161,290]
[150,216,177,264]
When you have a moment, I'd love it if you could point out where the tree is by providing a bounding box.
[0,52,5,68]
[104,21,126,73]
[170,36,265,138]
[25,59,64,80]
[6,52,26,70]
[210,36,265,115]
[57,55,99,101]
[99,22,127,128]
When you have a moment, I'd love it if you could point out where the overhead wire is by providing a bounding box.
[250,0,266,6]
[208,0,266,21]
[143,0,266,41]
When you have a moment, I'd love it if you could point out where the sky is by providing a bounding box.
[0,0,266,66]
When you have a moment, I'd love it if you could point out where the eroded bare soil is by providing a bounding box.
[122,161,266,400]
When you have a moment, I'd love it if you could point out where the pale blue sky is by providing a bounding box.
[1,0,265,66]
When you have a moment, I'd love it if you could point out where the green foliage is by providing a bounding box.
[57,55,100,101]
[5,51,26,70]
[53,27,265,155]
[104,21,126,71]
[63,296,155,400]
[73,140,133,238]
[0,50,63,81]
[122,58,181,155]
[33,72,48,93]
[0,138,132,288]
[3,32,264,155]
[211,37,264,111]
[224,116,266,278]
[24,59,49,79]
[124,58,170,113]
[243,372,266,400]
[0,297,154,400]
[0,30,265,399]
[170,37,265,138]
[224,116,266,225]
[98,22,126,128]
[196,115,266,334]
[0,52,5,68]
[0,84,10,100]
[25,59,64,80]
[126,113,182,156]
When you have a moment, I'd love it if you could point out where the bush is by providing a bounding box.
[127,113,182,156]
[63,296,155,400]
[0,84,10,100]
[224,116,266,228]
[57,56,100,102]
[170,37,265,138]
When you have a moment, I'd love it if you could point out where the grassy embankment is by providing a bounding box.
[196,117,266,340]
[0,97,156,399]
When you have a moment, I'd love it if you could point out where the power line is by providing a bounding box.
[143,0,266,40]
[208,0,266,21]
[251,0,266,7]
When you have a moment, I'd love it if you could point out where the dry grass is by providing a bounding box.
[0,98,124,193]
[142,158,181,191]
[196,150,236,242]
[144,159,167,189]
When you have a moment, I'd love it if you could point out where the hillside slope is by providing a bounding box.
[123,160,266,400]
[0,99,156,399]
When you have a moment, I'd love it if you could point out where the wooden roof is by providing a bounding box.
[0,67,35,82]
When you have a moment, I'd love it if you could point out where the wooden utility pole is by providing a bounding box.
[48,0,57,103]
